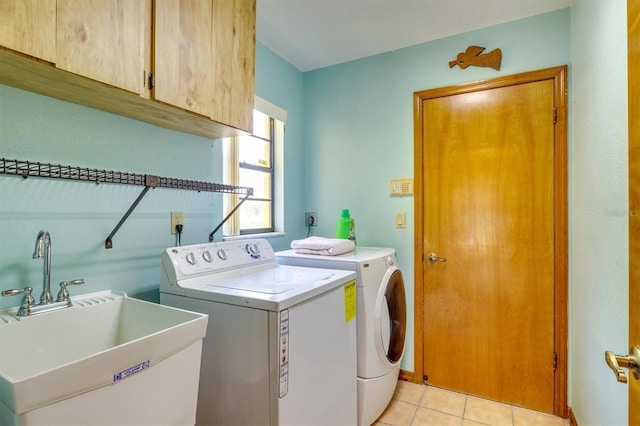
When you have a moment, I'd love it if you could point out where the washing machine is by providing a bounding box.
[276,247,407,426]
[160,239,357,426]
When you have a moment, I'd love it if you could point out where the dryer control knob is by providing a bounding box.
[186,252,197,265]
[217,249,228,261]
[386,255,396,267]
[202,250,213,263]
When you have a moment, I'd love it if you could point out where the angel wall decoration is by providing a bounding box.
[449,46,502,71]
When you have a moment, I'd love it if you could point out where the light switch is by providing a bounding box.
[395,212,405,228]
[390,179,414,195]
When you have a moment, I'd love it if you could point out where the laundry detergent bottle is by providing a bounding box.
[335,209,352,240]
[336,209,356,244]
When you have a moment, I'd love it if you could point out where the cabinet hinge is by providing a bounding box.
[147,72,155,90]
[553,352,558,371]
[553,107,557,124]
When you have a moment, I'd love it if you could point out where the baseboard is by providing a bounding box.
[568,407,578,425]
[399,369,421,384]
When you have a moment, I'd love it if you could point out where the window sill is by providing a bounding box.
[223,231,285,241]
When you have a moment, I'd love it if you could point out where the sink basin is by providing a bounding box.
[0,290,208,425]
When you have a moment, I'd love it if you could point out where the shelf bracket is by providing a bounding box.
[208,192,251,242]
[105,176,159,249]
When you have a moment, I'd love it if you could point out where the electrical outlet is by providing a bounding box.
[305,212,318,226]
[171,211,184,234]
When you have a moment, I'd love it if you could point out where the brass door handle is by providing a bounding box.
[605,346,640,383]
[428,253,447,263]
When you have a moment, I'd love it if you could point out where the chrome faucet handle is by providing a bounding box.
[57,279,85,302]
[2,287,35,316]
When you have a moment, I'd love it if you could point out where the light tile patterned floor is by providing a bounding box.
[374,381,570,426]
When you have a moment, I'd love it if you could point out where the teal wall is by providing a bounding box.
[254,40,306,251]
[570,0,628,424]
[302,9,570,374]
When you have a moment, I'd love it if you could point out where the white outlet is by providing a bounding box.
[171,211,184,234]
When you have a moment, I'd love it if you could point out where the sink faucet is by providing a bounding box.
[2,230,85,316]
[33,230,53,304]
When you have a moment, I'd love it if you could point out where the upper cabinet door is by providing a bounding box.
[154,0,214,117]
[56,0,150,95]
[0,0,56,63]
[211,0,255,132]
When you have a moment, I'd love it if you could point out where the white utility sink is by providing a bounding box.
[0,290,208,426]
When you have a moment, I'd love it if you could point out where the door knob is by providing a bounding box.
[428,253,447,263]
[604,346,640,383]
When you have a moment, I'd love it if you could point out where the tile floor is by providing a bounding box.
[374,381,570,426]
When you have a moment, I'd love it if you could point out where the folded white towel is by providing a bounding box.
[290,236,355,256]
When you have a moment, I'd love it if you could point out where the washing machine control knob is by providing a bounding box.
[246,243,260,258]
[386,255,396,267]
[217,249,228,261]
[186,252,197,265]
[202,250,213,263]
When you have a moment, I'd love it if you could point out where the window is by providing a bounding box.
[223,100,285,237]
[237,110,274,233]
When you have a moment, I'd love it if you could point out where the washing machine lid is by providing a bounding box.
[172,263,355,311]
[211,265,335,294]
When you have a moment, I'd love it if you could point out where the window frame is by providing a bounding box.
[223,98,286,240]
[238,115,275,235]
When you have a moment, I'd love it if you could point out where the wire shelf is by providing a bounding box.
[1,157,253,248]
[0,158,252,195]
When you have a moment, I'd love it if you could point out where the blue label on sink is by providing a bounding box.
[113,360,150,383]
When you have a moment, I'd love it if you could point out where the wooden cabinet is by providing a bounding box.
[0,0,254,138]
[211,0,255,132]
[154,0,255,130]
[154,0,214,116]
[56,0,150,95]
[0,0,56,63]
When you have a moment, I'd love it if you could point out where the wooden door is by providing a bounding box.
[0,0,56,63]
[628,0,640,423]
[414,67,567,415]
[211,0,255,132]
[57,0,149,95]
[154,0,213,116]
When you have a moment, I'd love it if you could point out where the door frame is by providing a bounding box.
[411,66,568,416]
[628,0,639,423]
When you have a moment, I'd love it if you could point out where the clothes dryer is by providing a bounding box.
[276,247,407,426]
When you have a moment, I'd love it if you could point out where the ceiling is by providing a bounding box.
[256,0,571,72]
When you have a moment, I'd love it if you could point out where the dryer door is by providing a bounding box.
[375,267,407,366]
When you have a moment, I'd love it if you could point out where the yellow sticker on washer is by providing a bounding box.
[344,280,356,322]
